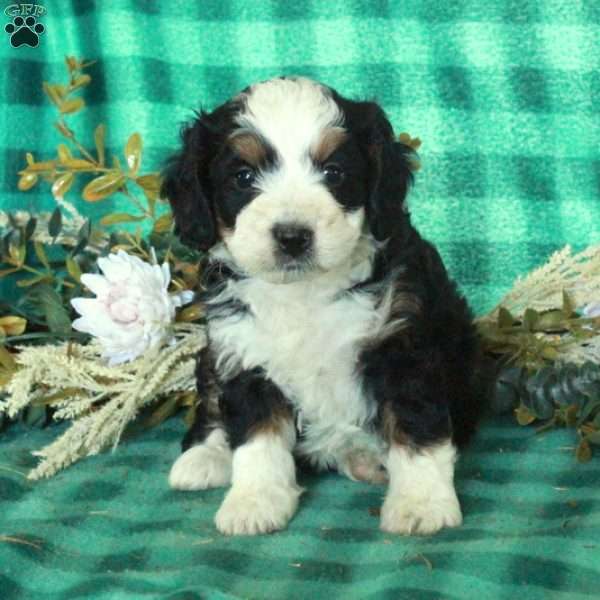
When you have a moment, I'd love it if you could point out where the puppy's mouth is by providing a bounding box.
[253,254,320,284]
[276,256,317,280]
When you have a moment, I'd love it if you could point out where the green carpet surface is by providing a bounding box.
[2,417,600,600]
[1,0,599,598]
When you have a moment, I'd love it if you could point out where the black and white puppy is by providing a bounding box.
[162,77,482,536]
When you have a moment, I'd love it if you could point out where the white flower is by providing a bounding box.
[71,249,194,366]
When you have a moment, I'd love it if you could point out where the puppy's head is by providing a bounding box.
[162,77,414,282]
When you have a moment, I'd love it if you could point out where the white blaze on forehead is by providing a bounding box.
[236,78,343,165]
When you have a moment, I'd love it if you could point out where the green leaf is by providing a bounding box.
[24,217,37,241]
[125,132,142,175]
[576,439,592,462]
[153,213,173,234]
[54,121,74,139]
[65,256,82,282]
[536,310,565,332]
[51,172,74,198]
[564,404,579,427]
[0,316,27,335]
[94,124,106,166]
[522,308,539,332]
[0,345,16,370]
[515,404,536,426]
[65,56,77,72]
[136,173,161,195]
[71,220,91,257]
[2,230,13,256]
[584,430,600,445]
[498,307,515,328]
[78,220,92,242]
[0,268,19,277]
[17,173,39,191]
[7,213,19,229]
[21,160,57,172]
[176,303,203,323]
[525,368,556,419]
[57,143,72,163]
[34,242,50,269]
[60,97,85,114]
[71,74,91,90]
[540,345,560,361]
[61,158,95,170]
[82,172,126,201]
[577,396,600,428]
[9,243,26,266]
[71,237,88,257]
[48,207,62,239]
[100,213,146,226]
[16,274,49,287]
[32,284,72,335]
[42,82,63,107]
[145,191,157,218]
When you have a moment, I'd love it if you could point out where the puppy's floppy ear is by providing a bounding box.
[161,113,217,251]
[363,103,415,241]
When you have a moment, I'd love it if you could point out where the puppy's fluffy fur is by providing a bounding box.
[163,77,482,536]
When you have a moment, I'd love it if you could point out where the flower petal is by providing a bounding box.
[70,297,99,317]
[80,273,110,297]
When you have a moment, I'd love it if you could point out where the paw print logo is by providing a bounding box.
[5,16,45,48]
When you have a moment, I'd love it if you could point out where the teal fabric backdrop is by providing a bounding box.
[1,1,599,598]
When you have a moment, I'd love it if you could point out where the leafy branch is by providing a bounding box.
[17,56,167,229]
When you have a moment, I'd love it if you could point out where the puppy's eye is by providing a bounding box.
[234,167,256,190]
[322,163,344,187]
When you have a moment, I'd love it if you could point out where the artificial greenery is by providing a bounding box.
[1,56,599,472]
[475,245,600,460]
[0,56,202,434]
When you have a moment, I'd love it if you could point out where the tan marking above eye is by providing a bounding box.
[311,126,348,163]
[228,132,267,167]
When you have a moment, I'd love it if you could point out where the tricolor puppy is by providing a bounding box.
[163,77,481,536]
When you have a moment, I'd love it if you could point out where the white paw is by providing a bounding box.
[215,483,302,535]
[169,443,232,490]
[380,491,462,535]
[340,448,388,484]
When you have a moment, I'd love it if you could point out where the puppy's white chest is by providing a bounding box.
[208,276,381,428]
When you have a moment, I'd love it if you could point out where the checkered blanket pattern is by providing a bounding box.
[0,1,598,598]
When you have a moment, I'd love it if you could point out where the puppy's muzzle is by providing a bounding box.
[272,223,314,259]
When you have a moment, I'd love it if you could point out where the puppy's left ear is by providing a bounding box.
[364,104,415,241]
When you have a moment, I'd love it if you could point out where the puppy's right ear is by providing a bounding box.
[161,114,217,251]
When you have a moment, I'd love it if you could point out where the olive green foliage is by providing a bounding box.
[0,56,202,431]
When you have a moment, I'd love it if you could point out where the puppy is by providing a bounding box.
[162,77,481,536]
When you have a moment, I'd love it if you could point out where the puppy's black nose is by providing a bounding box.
[272,224,313,258]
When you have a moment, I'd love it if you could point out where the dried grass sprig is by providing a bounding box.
[482,244,600,319]
[0,323,205,479]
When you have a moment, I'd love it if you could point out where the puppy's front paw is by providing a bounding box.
[380,491,462,536]
[215,483,302,535]
[169,443,232,490]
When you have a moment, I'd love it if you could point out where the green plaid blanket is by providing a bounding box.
[1,1,599,598]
